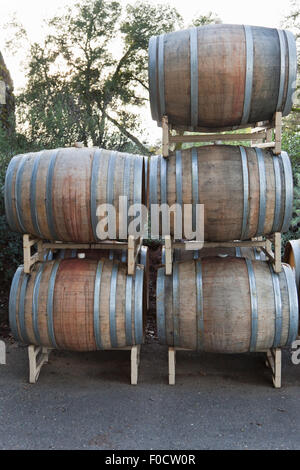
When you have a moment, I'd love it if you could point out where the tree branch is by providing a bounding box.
[105,112,150,155]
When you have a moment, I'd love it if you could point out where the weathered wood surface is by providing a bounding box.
[156,258,299,353]
[149,146,293,241]
[9,259,145,351]
[284,239,300,316]
[5,147,145,242]
[162,246,267,263]
[149,24,297,129]
[284,240,300,287]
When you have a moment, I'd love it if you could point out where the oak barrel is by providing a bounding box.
[149,146,293,241]
[53,245,150,310]
[157,258,298,353]
[5,147,145,242]
[149,24,297,129]
[9,259,144,351]
[284,240,300,287]
[162,246,266,263]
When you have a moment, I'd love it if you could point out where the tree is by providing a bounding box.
[17,0,182,154]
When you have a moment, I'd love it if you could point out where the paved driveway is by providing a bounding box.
[0,341,300,450]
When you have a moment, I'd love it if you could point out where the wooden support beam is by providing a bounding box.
[128,235,135,275]
[172,240,267,249]
[274,112,282,155]
[266,348,282,388]
[274,232,282,273]
[28,345,51,384]
[0,340,6,365]
[162,115,169,157]
[168,347,176,385]
[165,235,172,275]
[169,131,266,144]
[131,345,141,385]
[28,345,140,385]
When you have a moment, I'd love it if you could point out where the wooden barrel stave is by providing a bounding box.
[284,240,300,287]
[9,259,144,351]
[157,258,298,353]
[149,146,293,241]
[5,148,145,242]
[149,24,297,129]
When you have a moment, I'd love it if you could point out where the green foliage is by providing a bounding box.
[0,130,28,287]
[16,0,182,154]
[282,128,300,247]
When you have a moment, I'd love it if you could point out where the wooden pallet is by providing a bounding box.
[28,344,141,385]
[168,347,282,388]
[163,233,282,275]
[162,112,282,157]
[23,234,143,275]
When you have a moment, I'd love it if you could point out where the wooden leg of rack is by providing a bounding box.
[162,115,169,158]
[168,347,176,385]
[28,345,51,384]
[131,345,140,385]
[274,232,281,273]
[165,235,172,275]
[0,340,6,365]
[128,235,135,275]
[274,112,282,155]
[266,348,282,388]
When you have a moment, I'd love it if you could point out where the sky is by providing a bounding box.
[0,0,297,139]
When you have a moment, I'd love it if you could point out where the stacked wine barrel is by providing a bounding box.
[5,148,147,352]
[148,24,299,353]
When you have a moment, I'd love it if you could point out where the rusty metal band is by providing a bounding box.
[281,151,293,233]
[272,155,282,233]
[148,36,159,122]
[32,263,45,345]
[158,34,166,118]
[93,260,104,350]
[46,260,60,348]
[30,151,44,238]
[46,150,60,240]
[245,259,258,352]
[192,147,199,233]
[255,148,266,237]
[109,263,119,348]
[241,25,254,125]
[282,264,299,347]
[15,154,28,233]
[276,29,286,111]
[190,27,199,128]
[268,264,283,348]
[173,263,180,347]
[134,266,144,345]
[240,146,249,239]
[91,149,103,240]
[125,274,133,345]
[156,267,166,344]
[9,266,23,342]
[196,260,204,350]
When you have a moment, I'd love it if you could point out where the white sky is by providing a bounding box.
[0,0,297,140]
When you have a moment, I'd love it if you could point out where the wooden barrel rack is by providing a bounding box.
[22,233,144,384]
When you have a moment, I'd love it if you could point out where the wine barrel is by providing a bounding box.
[284,240,300,287]
[54,246,150,311]
[162,246,266,263]
[149,146,293,241]
[9,259,144,351]
[157,258,298,353]
[149,24,297,130]
[5,147,145,242]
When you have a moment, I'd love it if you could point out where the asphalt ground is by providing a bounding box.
[0,340,300,450]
